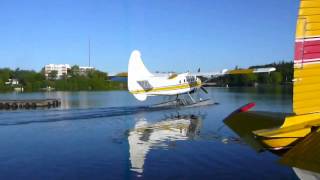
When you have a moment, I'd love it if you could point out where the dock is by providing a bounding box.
[0,99,61,110]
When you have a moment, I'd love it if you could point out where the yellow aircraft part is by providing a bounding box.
[235,0,320,150]
[168,73,178,79]
[253,113,320,149]
[294,0,320,115]
[282,113,320,127]
[294,63,320,114]
[130,81,201,94]
[254,128,310,149]
[262,138,300,149]
[226,69,254,75]
[296,0,320,39]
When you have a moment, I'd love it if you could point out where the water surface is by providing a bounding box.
[0,86,298,179]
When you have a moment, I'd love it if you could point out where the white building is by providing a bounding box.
[5,79,19,86]
[79,66,95,74]
[44,64,71,79]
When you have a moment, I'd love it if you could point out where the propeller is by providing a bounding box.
[200,86,208,94]
[196,67,209,94]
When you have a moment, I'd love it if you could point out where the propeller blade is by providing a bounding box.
[200,86,208,94]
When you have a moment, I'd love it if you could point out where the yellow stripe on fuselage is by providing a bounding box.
[130,81,201,94]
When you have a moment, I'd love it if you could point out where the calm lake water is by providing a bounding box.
[0,86,299,179]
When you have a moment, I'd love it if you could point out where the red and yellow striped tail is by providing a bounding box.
[293,0,320,115]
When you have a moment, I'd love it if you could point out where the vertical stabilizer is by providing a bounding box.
[293,0,320,115]
[128,50,153,101]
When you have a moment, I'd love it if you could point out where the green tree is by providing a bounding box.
[0,68,11,82]
[271,72,282,84]
[0,67,125,92]
[257,73,271,84]
[48,70,58,80]
[0,79,4,91]
[61,73,68,80]
[116,72,128,77]
[244,74,258,86]
[24,82,33,91]
[71,65,80,77]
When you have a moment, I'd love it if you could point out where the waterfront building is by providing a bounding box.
[79,66,95,75]
[44,64,71,79]
[5,79,19,86]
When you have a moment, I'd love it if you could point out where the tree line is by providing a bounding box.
[0,66,126,92]
[211,61,293,86]
[0,61,293,92]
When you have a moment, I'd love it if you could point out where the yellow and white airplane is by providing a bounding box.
[224,0,320,173]
[128,50,275,105]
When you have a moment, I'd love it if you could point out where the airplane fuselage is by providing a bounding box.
[130,73,202,96]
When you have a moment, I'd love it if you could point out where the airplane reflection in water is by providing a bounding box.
[127,113,246,174]
[223,109,320,179]
[128,114,202,173]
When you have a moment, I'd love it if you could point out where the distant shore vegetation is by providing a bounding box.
[213,61,293,87]
[0,65,126,92]
[0,61,292,92]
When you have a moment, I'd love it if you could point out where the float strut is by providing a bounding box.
[188,93,196,103]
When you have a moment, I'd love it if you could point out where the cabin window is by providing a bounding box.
[179,80,181,84]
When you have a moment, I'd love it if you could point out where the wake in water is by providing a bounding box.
[0,105,186,126]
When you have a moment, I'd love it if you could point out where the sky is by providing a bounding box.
[0,0,300,74]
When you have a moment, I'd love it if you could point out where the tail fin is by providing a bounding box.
[128,50,153,101]
[293,0,320,115]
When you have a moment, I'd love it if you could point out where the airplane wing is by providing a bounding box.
[279,130,320,173]
[192,67,276,79]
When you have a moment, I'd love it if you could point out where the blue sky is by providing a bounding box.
[0,0,299,73]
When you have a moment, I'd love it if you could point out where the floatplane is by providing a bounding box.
[127,50,275,107]
[224,0,320,174]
